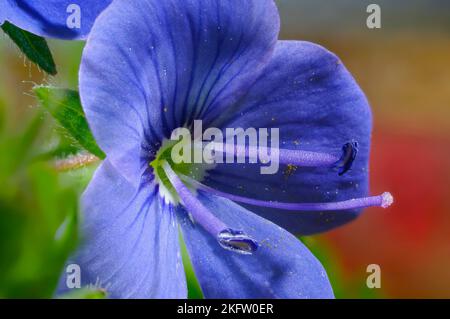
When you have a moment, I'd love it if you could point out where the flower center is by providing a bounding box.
[150,139,210,204]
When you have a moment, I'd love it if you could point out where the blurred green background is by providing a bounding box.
[1,0,449,298]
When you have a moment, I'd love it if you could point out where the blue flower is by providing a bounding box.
[61,0,392,298]
[1,0,111,39]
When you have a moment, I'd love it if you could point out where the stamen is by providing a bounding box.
[206,141,358,175]
[162,161,258,255]
[181,174,394,212]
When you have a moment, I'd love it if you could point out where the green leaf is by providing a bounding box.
[0,112,80,298]
[1,21,57,75]
[0,98,5,133]
[0,110,45,180]
[38,125,84,161]
[0,163,80,298]
[34,86,106,159]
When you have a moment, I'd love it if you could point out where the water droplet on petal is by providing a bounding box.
[218,229,258,255]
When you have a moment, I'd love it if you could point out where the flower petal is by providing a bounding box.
[59,161,187,299]
[80,0,279,185]
[178,192,334,299]
[205,41,372,235]
[2,0,111,39]
[0,7,6,25]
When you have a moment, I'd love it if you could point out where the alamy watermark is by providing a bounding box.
[66,4,81,29]
[65,4,381,31]
[366,264,381,289]
[367,4,382,29]
[66,264,81,289]
[170,120,280,175]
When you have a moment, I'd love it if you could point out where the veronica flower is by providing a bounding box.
[61,0,393,298]
[0,0,111,39]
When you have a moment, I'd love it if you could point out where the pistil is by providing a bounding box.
[162,161,258,255]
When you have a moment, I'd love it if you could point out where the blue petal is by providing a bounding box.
[205,41,372,235]
[59,161,187,299]
[0,7,6,25]
[178,192,334,299]
[2,0,111,39]
[79,0,279,186]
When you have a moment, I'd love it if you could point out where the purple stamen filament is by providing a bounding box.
[180,174,394,211]
[162,161,258,255]
[203,141,358,175]
[207,142,339,166]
